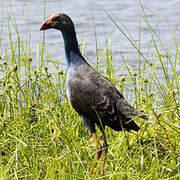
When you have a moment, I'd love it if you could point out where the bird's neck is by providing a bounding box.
[62,31,83,66]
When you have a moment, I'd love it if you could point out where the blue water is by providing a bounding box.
[0,0,180,73]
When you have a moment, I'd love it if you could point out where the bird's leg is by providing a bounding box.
[92,133,102,160]
[90,133,103,175]
[100,130,108,175]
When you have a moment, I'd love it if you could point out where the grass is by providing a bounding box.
[0,2,180,180]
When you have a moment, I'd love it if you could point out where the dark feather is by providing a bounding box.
[66,53,146,133]
[40,13,148,134]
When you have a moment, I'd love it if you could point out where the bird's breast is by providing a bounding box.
[66,66,94,114]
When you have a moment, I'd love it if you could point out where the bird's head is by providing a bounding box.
[40,13,74,32]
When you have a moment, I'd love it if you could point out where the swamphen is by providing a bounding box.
[40,13,147,175]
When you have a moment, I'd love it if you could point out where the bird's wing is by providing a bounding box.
[67,62,147,120]
[86,66,147,120]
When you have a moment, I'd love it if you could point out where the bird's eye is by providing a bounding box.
[53,16,58,21]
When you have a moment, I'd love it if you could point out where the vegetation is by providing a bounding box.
[0,2,179,180]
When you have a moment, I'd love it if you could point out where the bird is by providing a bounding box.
[40,13,147,175]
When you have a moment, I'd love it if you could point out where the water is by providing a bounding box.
[1,0,180,72]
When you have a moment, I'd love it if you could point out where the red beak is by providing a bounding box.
[40,19,51,31]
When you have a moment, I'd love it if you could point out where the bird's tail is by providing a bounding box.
[138,114,148,120]
[124,118,140,131]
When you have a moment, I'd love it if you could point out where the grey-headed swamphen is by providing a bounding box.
[40,13,147,175]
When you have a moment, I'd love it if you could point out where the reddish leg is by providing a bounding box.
[93,133,103,160]
[100,130,108,175]
[89,133,103,175]
[90,132,108,175]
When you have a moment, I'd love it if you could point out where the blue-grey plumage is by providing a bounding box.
[40,13,147,174]
[40,13,148,132]
[66,54,145,133]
